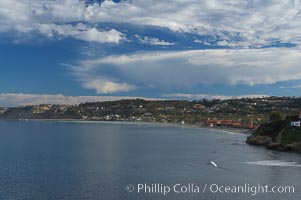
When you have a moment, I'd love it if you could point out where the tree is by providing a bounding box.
[269,112,284,121]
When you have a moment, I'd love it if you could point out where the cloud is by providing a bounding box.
[0,0,33,32]
[72,48,301,93]
[1,0,301,47]
[37,23,124,43]
[82,79,136,94]
[163,93,269,100]
[135,35,175,46]
[77,28,123,43]
[0,93,270,107]
[0,93,160,107]
[0,0,124,43]
[280,84,301,89]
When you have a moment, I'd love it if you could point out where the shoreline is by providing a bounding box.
[1,118,254,134]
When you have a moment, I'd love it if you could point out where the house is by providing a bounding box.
[193,104,205,109]
[291,121,301,127]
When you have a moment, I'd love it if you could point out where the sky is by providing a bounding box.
[1,0,301,106]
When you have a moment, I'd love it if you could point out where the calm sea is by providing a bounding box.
[0,121,300,200]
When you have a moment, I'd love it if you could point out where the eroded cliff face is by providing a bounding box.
[246,119,301,152]
[246,135,272,146]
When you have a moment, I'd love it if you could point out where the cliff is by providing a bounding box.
[246,118,301,152]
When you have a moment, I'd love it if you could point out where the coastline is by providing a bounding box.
[1,118,254,135]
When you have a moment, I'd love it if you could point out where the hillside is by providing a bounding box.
[246,117,301,152]
[2,96,301,131]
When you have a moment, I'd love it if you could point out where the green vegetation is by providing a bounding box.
[254,119,287,137]
[269,112,284,122]
[247,114,301,152]
[282,127,301,144]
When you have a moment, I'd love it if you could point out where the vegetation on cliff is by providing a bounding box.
[246,113,301,152]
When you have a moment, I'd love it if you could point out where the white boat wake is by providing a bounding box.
[243,160,301,167]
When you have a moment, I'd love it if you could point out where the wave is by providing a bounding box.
[58,120,180,127]
[243,160,301,167]
[215,129,242,135]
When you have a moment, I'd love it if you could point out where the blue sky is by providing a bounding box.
[1,0,301,106]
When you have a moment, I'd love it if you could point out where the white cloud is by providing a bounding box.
[1,0,301,47]
[0,0,33,32]
[37,23,124,43]
[0,93,159,107]
[135,35,175,46]
[280,84,301,89]
[72,48,301,92]
[163,93,269,100]
[0,0,124,43]
[36,0,301,47]
[77,28,123,43]
[82,79,136,94]
[0,93,270,107]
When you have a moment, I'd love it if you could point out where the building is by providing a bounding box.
[291,121,301,127]
[193,104,205,109]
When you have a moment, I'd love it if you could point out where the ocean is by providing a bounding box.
[0,120,300,200]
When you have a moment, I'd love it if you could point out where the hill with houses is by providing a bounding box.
[1,96,301,128]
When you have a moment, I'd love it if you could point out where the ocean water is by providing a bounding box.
[0,121,300,200]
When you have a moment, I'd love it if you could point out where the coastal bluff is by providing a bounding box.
[246,115,301,152]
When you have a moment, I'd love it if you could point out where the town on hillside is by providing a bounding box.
[2,96,301,130]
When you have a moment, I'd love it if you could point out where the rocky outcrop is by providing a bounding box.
[246,119,301,152]
[246,135,272,145]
